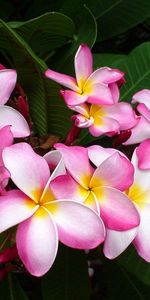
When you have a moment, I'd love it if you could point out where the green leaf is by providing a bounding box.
[42,245,91,300]
[8,12,75,58]
[104,260,148,300]
[117,246,150,286]
[0,273,29,300]
[61,0,150,41]
[93,53,126,69]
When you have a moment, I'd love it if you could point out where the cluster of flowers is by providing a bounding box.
[1,44,150,278]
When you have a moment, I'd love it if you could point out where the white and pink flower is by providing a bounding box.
[45,44,124,106]
[0,143,105,276]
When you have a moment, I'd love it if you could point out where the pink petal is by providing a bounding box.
[86,67,124,85]
[50,172,89,203]
[88,145,118,167]
[70,103,90,116]
[45,200,105,249]
[103,227,138,259]
[124,116,150,145]
[93,186,140,230]
[44,150,66,177]
[0,106,30,137]
[0,69,17,105]
[0,190,38,233]
[99,102,138,131]
[86,83,115,105]
[0,126,13,165]
[137,103,150,121]
[90,152,134,191]
[136,139,150,170]
[73,114,94,128]
[45,69,80,92]
[134,204,150,262]
[130,149,150,193]
[75,44,93,89]
[132,89,150,109]
[0,166,10,189]
[54,143,94,188]
[60,90,88,106]
[2,143,50,202]
[16,207,58,276]
[89,116,119,137]
[109,82,120,103]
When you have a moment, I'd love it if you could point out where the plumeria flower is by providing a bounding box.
[47,144,139,256]
[71,102,138,137]
[45,44,124,106]
[0,126,13,191]
[124,89,150,145]
[0,68,30,137]
[100,140,150,261]
[0,143,104,276]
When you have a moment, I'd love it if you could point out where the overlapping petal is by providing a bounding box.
[0,190,38,233]
[93,186,140,230]
[75,44,93,89]
[90,152,134,191]
[60,90,88,106]
[103,227,138,259]
[89,116,119,137]
[0,126,13,165]
[133,204,150,262]
[85,67,124,85]
[45,200,105,249]
[123,116,150,145]
[16,207,58,276]
[0,106,30,138]
[88,145,118,167]
[54,143,93,188]
[136,139,150,170]
[0,69,17,105]
[132,89,150,109]
[86,83,115,105]
[2,143,50,202]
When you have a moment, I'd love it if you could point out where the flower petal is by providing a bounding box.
[0,126,13,165]
[136,139,150,170]
[109,82,119,103]
[99,102,138,131]
[134,204,150,262]
[137,103,150,121]
[0,190,38,233]
[90,152,134,191]
[54,143,94,188]
[89,116,119,137]
[75,44,93,89]
[88,145,118,167]
[86,67,124,85]
[44,150,66,177]
[0,69,17,105]
[93,186,140,230]
[45,69,79,92]
[0,106,30,137]
[86,83,114,105]
[129,148,150,195]
[132,89,150,109]
[45,200,105,249]
[103,227,138,259]
[16,207,58,276]
[2,143,50,202]
[60,90,88,106]
[49,172,88,203]
[124,116,150,145]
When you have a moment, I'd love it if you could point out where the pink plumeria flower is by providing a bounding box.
[0,69,30,137]
[0,126,13,191]
[0,143,104,277]
[101,140,150,261]
[47,144,139,248]
[45,44,124,106]
[124,89,150,145]
[71,102,138,137]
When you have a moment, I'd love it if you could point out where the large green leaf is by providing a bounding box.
[42,245,91,300]
[60,0,150,41]
[8,12,75,58]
